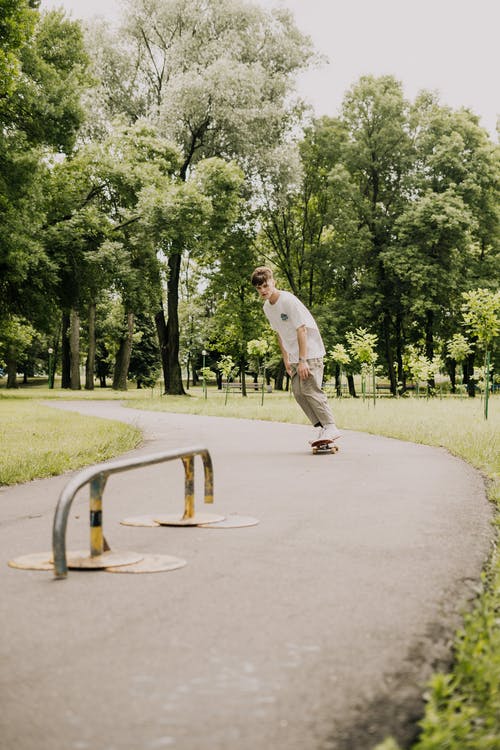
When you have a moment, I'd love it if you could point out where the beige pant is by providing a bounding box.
[290,358,335,427]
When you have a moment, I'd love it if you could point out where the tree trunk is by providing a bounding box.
[61,311,71,388]
[382,312,397,395]
[334,363,341,397]
[155,305,169,394]
[165,251,185,395]
[69,307,81,390]
[112,311,134,390]
[425,309,435,391]
[85,301,96,390]
[395,311,405,392]
[274,360,285,390]
[240,361,247,397]
[448,360,456,393]
[6,358,17,388]
[185,352,190,390]
[465,352,476,397]
[347,373,357,397]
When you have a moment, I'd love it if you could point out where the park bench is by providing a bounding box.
[221,381,262,391]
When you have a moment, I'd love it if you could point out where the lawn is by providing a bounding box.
[0,395,142,484]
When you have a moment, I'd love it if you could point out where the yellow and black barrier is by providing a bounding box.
[8,445,213,578]
[9,443,259,578]
[51,445,215,578]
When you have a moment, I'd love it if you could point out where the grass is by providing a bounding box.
[1,383,499,747]
[0,396,142,484]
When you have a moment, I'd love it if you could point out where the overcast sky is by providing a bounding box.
[40,0,499,137]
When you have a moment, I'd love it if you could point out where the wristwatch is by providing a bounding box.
[299,357,307,363]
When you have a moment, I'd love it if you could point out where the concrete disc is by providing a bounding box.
[66,550,144,569]
[8,552,54,571]
[198,515,260,529]
[120,516,160,527]
[154,512,226,527]
[105,554,187,574]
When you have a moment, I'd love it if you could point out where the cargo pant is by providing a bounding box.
[289,357,335,427]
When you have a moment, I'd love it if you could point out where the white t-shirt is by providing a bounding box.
[264,290,326,363]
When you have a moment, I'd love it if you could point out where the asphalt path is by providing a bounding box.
[0,401,494,750]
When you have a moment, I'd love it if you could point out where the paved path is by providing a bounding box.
[0,402,493,750]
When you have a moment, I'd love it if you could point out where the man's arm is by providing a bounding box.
[276,333,292,376]
[296,325,310,380]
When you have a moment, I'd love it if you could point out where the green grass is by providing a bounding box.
[0,397,142,485]
[1,384,499,747]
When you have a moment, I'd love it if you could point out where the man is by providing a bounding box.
[251,266,341,446]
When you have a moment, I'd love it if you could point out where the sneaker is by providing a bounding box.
[320,424,342,442]
[308,426,323,445]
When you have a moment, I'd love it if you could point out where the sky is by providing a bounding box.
[40,0,499,138]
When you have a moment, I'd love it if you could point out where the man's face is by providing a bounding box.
[255,279,276,301]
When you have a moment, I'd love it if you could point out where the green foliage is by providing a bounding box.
[461,288,500,350]
[127,314,161,388]
[329,343,351,366]
[447,333,473,364]
[0,0,37,100]
[0,315,36,364]
[259,77,499,394]
[403,345,432,384]
[247,338,270,359]
[15,9,91,152]
[217,354,237,381]
[346,328,378,367]
[410,560,500,749]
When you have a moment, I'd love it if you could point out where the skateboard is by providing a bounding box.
[311,439,339,455]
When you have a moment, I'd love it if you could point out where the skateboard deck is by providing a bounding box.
[311,438,339,455]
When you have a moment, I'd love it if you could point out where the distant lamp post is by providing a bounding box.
[48,348,54,389]
[202,350,207,399]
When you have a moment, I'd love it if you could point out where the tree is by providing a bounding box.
[45,120,179,389]
[396,97,500,389]
[256,116,374,386]
[390,190,474,389]
[0,8,91,385]
[461,288,500,415]
[346,328,378,402]
[339,75,415,395]
[141,157,250,394]
[90,0,314,393]
[329,343,351,397]
[0,315,36,388]
[410,96,500,287]
[14,9,91,153]
[0,0,38,103]
[446,333,473,393]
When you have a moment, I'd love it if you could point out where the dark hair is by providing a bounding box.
[251,266,273,286]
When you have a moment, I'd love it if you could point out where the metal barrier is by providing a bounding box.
[52,445,213,579]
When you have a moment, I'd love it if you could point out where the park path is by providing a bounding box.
[0,401,494,750]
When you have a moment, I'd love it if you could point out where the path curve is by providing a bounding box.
[0,401,493,750]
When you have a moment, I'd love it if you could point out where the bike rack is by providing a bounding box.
[52,445,214,579]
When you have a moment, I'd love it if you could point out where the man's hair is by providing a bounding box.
[251,266,274,287]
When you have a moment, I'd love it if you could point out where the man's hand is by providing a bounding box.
[298,361,310,380]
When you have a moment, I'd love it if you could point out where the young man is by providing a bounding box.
[251,266,341,446]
